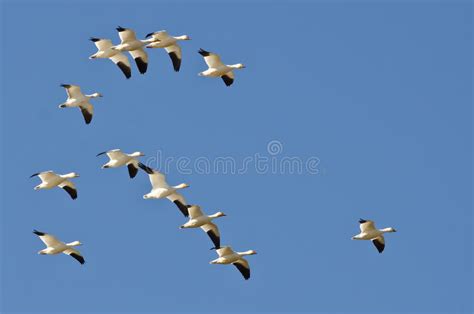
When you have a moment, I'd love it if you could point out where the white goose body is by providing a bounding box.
[145,31,190,72]
[210,246,257,280]
[352,219,397,253]
[33,230,85,264]
[112,26,154,74]
[30,171,79,200]
[96,149,144,178]
[180,205,226,249]
[138,163,190,216]
[89,38,132,79]
[198,48,245,86]
[59,84,102,124]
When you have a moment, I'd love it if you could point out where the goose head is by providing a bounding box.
[175,183,190,189]
[131,151,145,157]
[241,250,257,256]
[68,241,83,246]
[234,63,246,69]
[214,211,226,218]
[177,35,191,40]
[65,172,80,178]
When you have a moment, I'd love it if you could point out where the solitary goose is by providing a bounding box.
[33,230,85,264]
[30,171,79,200]
[58,84,102,124]
[89,37,132,79]
[210,246,257,280]
[138,163,190,216]
[352,219,397,253]
[96,149,145,178]
[112,26,153,74]
[145,30,190,72]
[180,205,226,249]
[198,48,245,86]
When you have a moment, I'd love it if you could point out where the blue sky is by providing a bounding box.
[1,1,472,313]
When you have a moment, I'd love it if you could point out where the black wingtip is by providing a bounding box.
[198,48,210,56]
[96,151,106,157]
[60,84,70,88]
[207,230,220,249]
[168,51,181,72]
[233,263,250,280]
[221,75,234,86]
[62,186,78,200]
[70,253,85,265]
[134,57,148,74]
[359,218,367,224]
[128,164,138,178]
[80,107,93,125]
[145,32,154,38]
[116,61,131,79]
[116,26,126,32]
[173,200,189,217]
[33,229,45,236]
[138,162,152,173]
[90,37,101,42]
[372,239,385,253]
[30,172,40,178]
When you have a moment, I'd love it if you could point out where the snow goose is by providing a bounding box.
[112,26,153,74]
[138,163,190,217]
[96,149,145,178]
[89,37,132,79]
[58,84,102,125]
[352,219,397,253]
[30,171,79,200]
[180,205,226,249]
[33,230,85,264]
[210,246,257,280]
[145,30,190,72]
[198,48,245,86]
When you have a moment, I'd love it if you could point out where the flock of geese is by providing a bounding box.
[31,26,253,280]
[60,27,246,125]
[31,26,397,281]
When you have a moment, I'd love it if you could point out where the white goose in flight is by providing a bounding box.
[352,219,397,253]
[89,37,132,79]
[59,84,102,125]
[210,246,257,280]
[145,30,190,72]
[96,149,145,178]
[180,205,226,249]
[33,230,85,264]
[111,26,153,74]
[30,171,79,200]
[198,48,245,86]
[138,163,190,217]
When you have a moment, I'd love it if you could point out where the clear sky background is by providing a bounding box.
[1,1,472,313]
